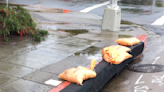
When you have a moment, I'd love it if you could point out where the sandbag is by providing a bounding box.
[77,66,90,70]
[102,45,131,56]
[103,49,132,64]
[58,67,96,85]
[102,45,131,57]
[115,37,141,46]
[110,45,131,51]
[90,59,97,70]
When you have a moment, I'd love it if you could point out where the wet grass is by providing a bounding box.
[120,30,126,32]
[118,34,133,38]
[122,8,144,13]
[156,3,164,7]
[60,29,88,36]
[121,20,134,25]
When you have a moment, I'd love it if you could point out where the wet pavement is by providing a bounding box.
[6,0,164,23]
[0,79,52,92]
[0,0,164,92]
[100,51,164,92]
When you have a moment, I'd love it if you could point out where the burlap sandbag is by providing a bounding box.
[102,45,131,56]
[58,67,96,85]
[115,37,141,46]
[90,59,97,70]
[103,49,132,64]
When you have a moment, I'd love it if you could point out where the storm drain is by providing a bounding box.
[127,64,164,73]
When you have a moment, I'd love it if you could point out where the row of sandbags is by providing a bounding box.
[58,37,141,85]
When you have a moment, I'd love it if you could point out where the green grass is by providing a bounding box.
[121,20,134,25]
[156,3,164,7]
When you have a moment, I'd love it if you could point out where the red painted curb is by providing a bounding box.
[137,35,147,52]
[48,81,71,92]
[137,35,147,48]
[0,2,75,13]
[136,35,147,58]
[63,9,70,13]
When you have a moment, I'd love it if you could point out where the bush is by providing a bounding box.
[0,4,46,42]
[32,29,48,41]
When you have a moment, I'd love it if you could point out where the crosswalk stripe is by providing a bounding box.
[80,1,109,13]
[151,15,164,25]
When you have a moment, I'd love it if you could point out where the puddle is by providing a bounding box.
[37,24,90,35]
[120,26,135,32]
[87,24,101,27]
[122,7,154,15]
[59,29,88,36]
[74,46,102,61]
[118,34,134,38]
[120,27,131,29]
[120,0,153,5]
[120,0,164,15]
[74,46,101,55]
[128,29,134,31]
[38,24,58,30]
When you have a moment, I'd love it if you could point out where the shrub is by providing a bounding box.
[0,5,45,42]
[32,29,48,41]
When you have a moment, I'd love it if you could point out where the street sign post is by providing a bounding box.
[101,0,121,31]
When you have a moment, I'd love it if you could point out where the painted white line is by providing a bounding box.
[152,56,160,64]
[45,79,62,86]
[151,15,164,25]
[80,1,109,13]
[135,75,144,84]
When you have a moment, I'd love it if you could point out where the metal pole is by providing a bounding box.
[101,0,121,31]
[152,0,156,13]
[110,0,118,7]
[6,0,8,7]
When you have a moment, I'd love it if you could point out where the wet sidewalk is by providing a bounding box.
[0,4,164,92]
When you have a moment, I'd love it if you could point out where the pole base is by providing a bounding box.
[101,7,121,31]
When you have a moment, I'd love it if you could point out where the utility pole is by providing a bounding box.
[6,0,8,7]
[101,0,121,31]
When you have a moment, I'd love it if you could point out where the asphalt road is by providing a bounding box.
[7,0,164,35]
[7,0,164,25]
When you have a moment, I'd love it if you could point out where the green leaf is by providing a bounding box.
[3,37,9,42]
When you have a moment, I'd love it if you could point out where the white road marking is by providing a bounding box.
[152,56,160,64]
[151,15,164,25]
[45,79,62,86]
[135,75,145,84]
[80,1,109,13]
[152,75,164,86]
